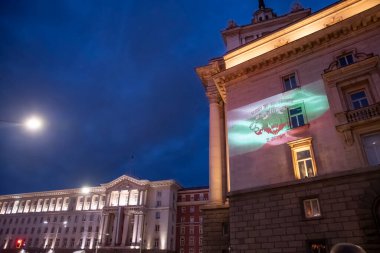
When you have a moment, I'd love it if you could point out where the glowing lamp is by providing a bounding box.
[24,116,43,131]
[81,186,90,194]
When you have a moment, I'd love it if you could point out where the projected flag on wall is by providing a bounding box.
[227,80,330,156]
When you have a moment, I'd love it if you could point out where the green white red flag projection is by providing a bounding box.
[227,80,330,156]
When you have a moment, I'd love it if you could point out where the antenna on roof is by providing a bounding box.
[258,0,266,9]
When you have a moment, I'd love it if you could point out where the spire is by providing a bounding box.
[259,0,266,9]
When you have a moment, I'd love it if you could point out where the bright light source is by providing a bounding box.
[81,186,90,194]
[24,116,43,131]
[43,221,48,224]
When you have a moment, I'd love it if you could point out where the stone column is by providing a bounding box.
[131,214,139,244]
[101,214,109,246]
[208,93,224,205]
[136,214,144,246]
[126,190,130,206]
[121,213,130,246]
[111,214,118,246]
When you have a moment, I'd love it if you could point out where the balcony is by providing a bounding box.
[346,102,380,123]
[336,102,380,146]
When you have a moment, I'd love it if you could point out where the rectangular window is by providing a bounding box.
[189,226,194,235]
[155,225,160,232]
[155,212,160,219]
[190,206,195,213]
[307,239,328,253]
[181,226,185,235]
[349,90,369,109]
[303,198,321,218]
[189,236,194,246]
[288,104,306,128]
[180,237,185,246]
[156,191,162,198]
[296,150,315,178]
[288,138,317,179]
[181,207,186,213]
[154,238,159,248]
[156,201,161,207]
[338,53,354,67]
[362,133,380,165]
[283,73,298,91]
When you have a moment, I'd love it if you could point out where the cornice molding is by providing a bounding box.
[212,7,380,101]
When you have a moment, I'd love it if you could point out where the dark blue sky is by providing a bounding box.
[0,0,336,194]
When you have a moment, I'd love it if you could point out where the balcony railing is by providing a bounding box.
[346,102,380,123]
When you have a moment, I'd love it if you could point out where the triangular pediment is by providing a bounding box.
[101,175,149,192]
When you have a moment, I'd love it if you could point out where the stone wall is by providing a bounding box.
[229,167,380,253]
[201,205,230,253]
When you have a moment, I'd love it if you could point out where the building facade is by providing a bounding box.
[0,175,180,253]
[176,187,208,253]
[196,0,380,252]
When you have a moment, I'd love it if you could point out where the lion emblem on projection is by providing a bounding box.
[249,104,288,136]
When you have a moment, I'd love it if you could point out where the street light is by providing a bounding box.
[0,115,44,132]
[23,116,44,131]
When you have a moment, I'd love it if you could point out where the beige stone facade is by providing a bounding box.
[197,0,380,252]
[0,175,180,253]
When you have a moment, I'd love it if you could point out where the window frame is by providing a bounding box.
[282,72,299,92]
[288,103,308,129]
[288,137,318,179]
[302,198,322,219]
[337,52,355,68]
[361,132,380,166]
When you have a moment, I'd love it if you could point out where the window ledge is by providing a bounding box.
[288,123,310,134]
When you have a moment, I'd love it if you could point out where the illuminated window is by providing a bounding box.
[349,90,369,109]
[288,138,317,179]
[307,239,327,253]
[362,133,380,165]
[288,104,306,128]
[337,53,354,68]
[303,198,321,218]
[190,206,195,213]
[283,73,298,91]
[190,216,194,223]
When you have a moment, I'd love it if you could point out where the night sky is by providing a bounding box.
[0,0,336,194]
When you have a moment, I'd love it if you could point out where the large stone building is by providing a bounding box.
[196,0,380,252]
[0,175,180,252]
[176,187,209,253]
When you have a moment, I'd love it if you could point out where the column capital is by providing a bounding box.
[206,85,223,105]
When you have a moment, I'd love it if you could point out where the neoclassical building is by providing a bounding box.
[0,175,180,252]
[197,0,380,252]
